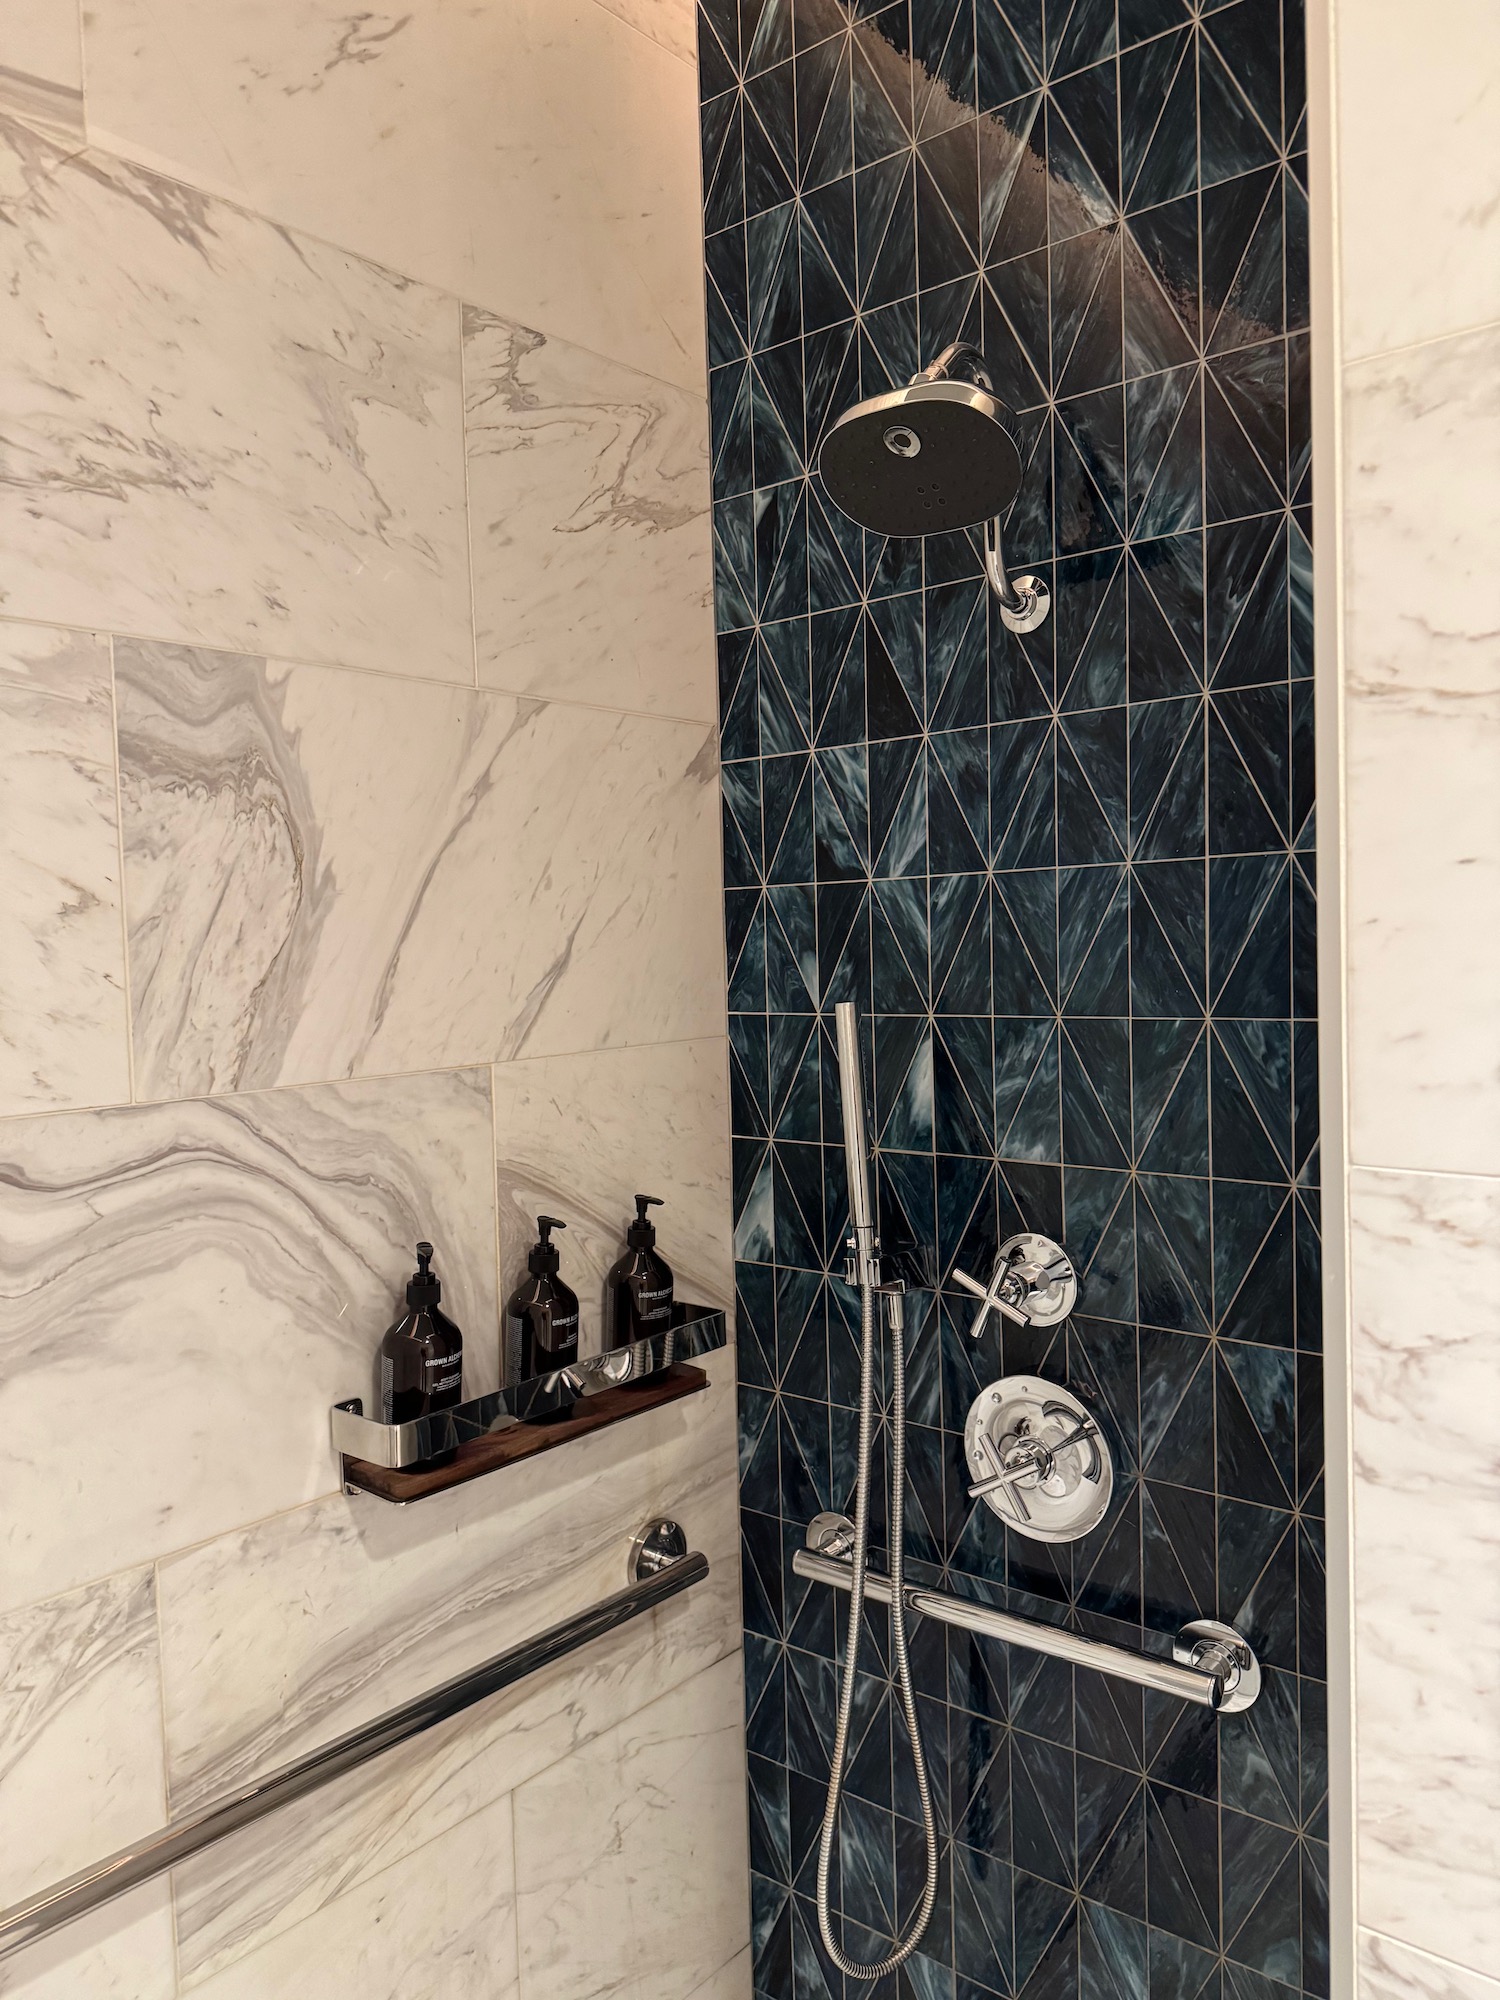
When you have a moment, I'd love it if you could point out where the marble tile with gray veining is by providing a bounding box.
[0,3,85,149]
[1345,323,1500,1177]
[493,1038,732,1353]
[117,641,724,1098]
[591,0,700,64]
[0,621,110,703]
[0,1568,165,1909]
[512,1651,751,2000]
[0,1884,175,2000]
[0,627,131,1116]
[1350,1166,1500,1972]
[465,309,714,721]
[83,0,708,392]
[189,1791,518,2000]
[0,115,470,679]
[1359,1929,1500,2000]
[0,1067,499,1613]
[1337,0,1500,358]
[160,1360,740,1984]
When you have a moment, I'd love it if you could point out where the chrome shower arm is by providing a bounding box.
[985,517,1051,634]
[913,340,993,390]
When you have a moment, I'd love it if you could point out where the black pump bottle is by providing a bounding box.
[606,1194,675,1353]
[505,1216,581,1417]
[379,1241,464,1468]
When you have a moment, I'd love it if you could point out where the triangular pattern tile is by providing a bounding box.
[706,0,1319,1979]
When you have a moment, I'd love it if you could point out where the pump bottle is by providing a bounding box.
[606,1194,675,1354]
[505,1215,581,1418]
[378,1241,464,1468]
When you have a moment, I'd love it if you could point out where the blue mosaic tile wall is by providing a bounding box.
[697,1,1324,1993]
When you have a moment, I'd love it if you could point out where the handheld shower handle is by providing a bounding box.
[834,1002,881,1291]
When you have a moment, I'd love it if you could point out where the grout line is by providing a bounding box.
[0,610,719,734]
[41,112,709,407]
[1341,309,1500,371]
[0,1032,734,1133]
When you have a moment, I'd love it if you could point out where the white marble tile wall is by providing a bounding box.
[0,627,129,1118]
[0,118,473,681]
[1328,1,1500,1985]
[0,1,85,149]
[0,1067,503,1615]
[80,0,708,394]
[465,309,716,721]
[0,1,738,1993]
[1334,0,1500,361]
[493,1039,734,1352]
[512,1652,751,2000]
[115,641,723,1097]
[1359,1930,1500,2000]
[1349,1169,1500,1972]
[1343,327,1500,1179]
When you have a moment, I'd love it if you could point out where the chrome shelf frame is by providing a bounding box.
[0,1528,708,1965]
[793,1542,1261,1713]
[332,1302,727,1475]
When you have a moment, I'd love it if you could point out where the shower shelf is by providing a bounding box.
[331,1303,727,1503]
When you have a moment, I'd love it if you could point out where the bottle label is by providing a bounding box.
[380,1353,395,1423]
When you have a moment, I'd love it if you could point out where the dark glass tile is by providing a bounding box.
[1221,1812,1300,1988]
[977,0,1042,108]
[1051,0,1117,74]
[1012,1871,1075,1995]
[1133,1019,1208,1174]
[1011,1735,1075,1888]
[705,5,1317,1983]
[1079,1900,1148,1996]
[1146,1784,1220,1949]
[1046,95,1117,244]
[1121,30,1194,208]
[1130,697,1206,862]
[795,35,852,189]
[1198,34,1279,188]
[1123,203,1200,377]
[918,125,982,292]
[953,1841,1014,1992]
[1202,167,1282,350]
[979,96,1049,263]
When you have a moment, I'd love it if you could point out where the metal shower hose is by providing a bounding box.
[815,1233,939,1977]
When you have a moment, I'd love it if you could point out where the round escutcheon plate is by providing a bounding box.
[964,1376,1113,1544]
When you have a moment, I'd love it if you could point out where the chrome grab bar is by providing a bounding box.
[793,1545,1261,1713]
[0,1525,707,1965]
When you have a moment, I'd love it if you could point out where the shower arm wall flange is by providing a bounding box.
[909,345,1051,632]
[984,518,1052,634]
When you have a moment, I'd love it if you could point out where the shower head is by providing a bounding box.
[817,380,1023,539]
[816,342,1051,633]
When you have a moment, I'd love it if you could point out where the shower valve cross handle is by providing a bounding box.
[950,1233,1079,1335]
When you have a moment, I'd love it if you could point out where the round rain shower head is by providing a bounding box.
[817,379,1023,538]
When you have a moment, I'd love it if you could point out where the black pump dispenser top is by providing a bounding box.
[406,1240,441,1308]
[528,1216,566,1276]
[627,1195,663,1251]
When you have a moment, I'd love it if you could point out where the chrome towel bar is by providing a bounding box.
[0,1523,707,1965]
[793,1543,1261,1713]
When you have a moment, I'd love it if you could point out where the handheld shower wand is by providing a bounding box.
[815,1002,939,1979]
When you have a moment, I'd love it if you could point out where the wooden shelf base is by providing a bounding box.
[341,1363,710,1503]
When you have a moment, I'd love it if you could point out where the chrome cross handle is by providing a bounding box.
[950,1232,1078,1335]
